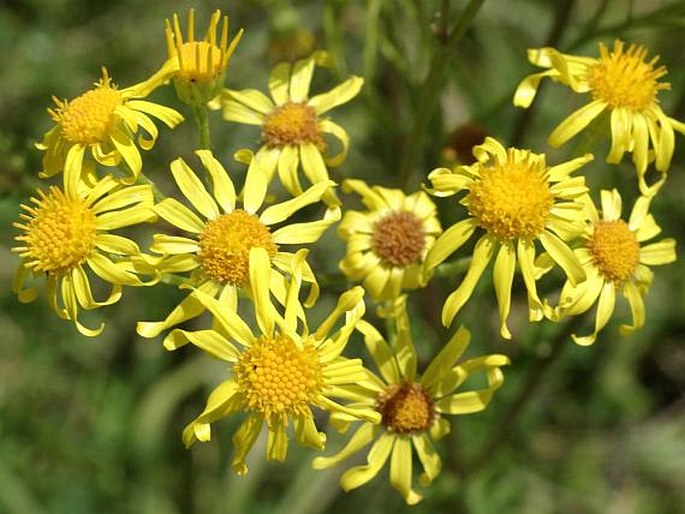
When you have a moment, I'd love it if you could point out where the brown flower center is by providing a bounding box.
[377,382,435,435]
[371,210,426,267]
[262,101,325,150]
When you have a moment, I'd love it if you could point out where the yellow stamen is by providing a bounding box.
[466,155,554,240]
[234,335,324,423]
[587,220,639,283]
[377,382,435,435]
[50,72,122,145]
[587,40,670,111]
[262,101,325,150]
[198,210,277,285]
[372,210,426,267]
[13,187,96,274]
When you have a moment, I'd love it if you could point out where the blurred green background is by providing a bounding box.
[1,0,684,513]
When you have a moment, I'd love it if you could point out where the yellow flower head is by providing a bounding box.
[38,68,183,195]
[213,51,364,204]
[165,8,243,105]
[338,179,442,301]
[546,189,676,346]
[313,301,509,505]
[514,40,685,195]
[136,150,340,341]
[12,176,158,336]
[165,249,380,474]
[425,137,592,339]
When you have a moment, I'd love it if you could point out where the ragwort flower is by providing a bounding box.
[213,51,363,204]
[164,8,243,105]
[545,189,676,345]
[313,301,509,505]
[425,137,592,338]
[38,68,183,195]
[136,150,340,341]
[338,179,442,301]
[12,177,157,336]
[514,40,685,195]
[167,248,380,474]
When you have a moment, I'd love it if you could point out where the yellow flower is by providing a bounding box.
[425,137,592,339]
[136,150,340,341]
[12,177,157,336]
[514,40,685,195]
[165,249,380,474]
[312,301,509,505]
[213,51,363,204]
[38,68,184,195]
[164,8,243,105]
[545,189,676,346]
[338,179,442,301]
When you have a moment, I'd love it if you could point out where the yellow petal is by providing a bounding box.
[266,419,289,462]
[640,239,676,265]
[548,100,607,148]
[442,235,496,327]
[356,319,400,384]
[226,88,275,115]
[424,218,477,271]
[248,247,277,336]
[421,325,470,394]
[572,281,616,346]
[340,434,394,492]
[517,239,543,321]
[195,149,236,213]
[289,54,315,102]
[319,119,350,167]
[155,198,206,233]
[294,414,325,450]
[309,75,363,114]
[312,423,376,469]
[600,189,622,221]
[268,62,291,105]
[92,184,153,214]
[170,157,219,219]
[242,154,269,215]
[412,433,441,486]
[493,241,516,339]
[232,414,264,475]
[220,96,265,125]
[538,230,585,286]
[260,180,336,225]
[390,437,422,505]
[164,329,240,361]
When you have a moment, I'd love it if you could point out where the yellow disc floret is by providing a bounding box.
[177,41,223,83]
[377,382,435,435]
[262,101,325,150]
[50,73,123,145]
[198,210,277,285]
[234,335,324,423]
[372,210,426,267]
[587,40,669,111]
[587,220,640,283]
[13,187,97,275]
[466,157,554,240]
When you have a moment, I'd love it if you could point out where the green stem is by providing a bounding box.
[136,173,166,203]
[434,257,472,277]
[398,0,486,190]
[193,104,211,150]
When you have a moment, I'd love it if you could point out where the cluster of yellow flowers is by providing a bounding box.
[10,9,679,505]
